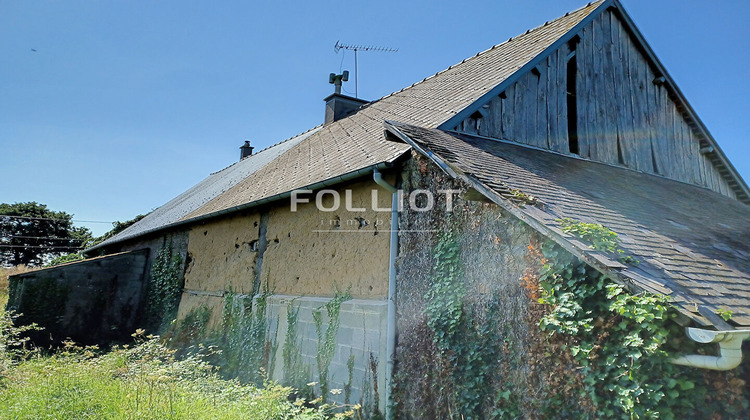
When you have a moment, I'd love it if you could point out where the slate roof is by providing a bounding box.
[386,121,750,328]
[90,126,322,251]
[91,1,605,250]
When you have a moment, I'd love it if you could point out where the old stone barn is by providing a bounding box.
[9,1,750,418]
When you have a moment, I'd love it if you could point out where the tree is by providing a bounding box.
[46,213,147,267]
[92,214,146,246]
[0,202,93,266]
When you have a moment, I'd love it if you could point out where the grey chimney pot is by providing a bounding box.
[240,141,254,160]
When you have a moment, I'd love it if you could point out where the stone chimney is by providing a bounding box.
[325,71,368,124]
[240,141,254,160]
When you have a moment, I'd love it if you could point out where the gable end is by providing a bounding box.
[441,0,749,204]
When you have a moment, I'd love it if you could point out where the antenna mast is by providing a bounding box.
[334,41,398,98]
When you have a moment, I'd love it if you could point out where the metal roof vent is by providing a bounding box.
[324,71,368,124]
[240,141,254,160]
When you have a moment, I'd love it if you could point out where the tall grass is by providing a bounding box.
[0,271,358,419]
[0,330,357,419]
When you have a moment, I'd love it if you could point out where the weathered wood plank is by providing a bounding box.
[590,15,605,161]
[614,15,635,168]
[536,63,548,148]
[658,86,673,176]
[674,105,690,182]
[525,71,539,147]
[668,96,682,180]
[717,165,731,196]
[625,31,646,170]
[557,45,570,153]
[642,26,659,174]
[480,95,500,138]
[515,75,527,143]
[546,53,557,150]
[681,116,699,185]
[502,83,515,140]
[645,50,660,174]
[515,78,526,145]
[462,116,478,135]
[695,132,708,187]
[600,11,619,164]
[581,24,595,158]
[674,102,689,181]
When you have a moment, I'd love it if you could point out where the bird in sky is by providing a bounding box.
[30,48,37,52]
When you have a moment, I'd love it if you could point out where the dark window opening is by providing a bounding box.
[470,110,483,132]
[567,35,580,50]
[617,136,624,164]
[650,142,660,174]
[566,53,579,154]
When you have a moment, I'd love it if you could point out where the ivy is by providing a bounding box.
[281,299,310,392]
[558,218,638,265]
[717,307,733,322]
[166,304,211,346]
[220,291,270,385]
[424,232,503,418]
[344,351,355,405]
[313,289,351,402]
[425,232,465,353]
[537,240,745,419]
[145,239,183,331]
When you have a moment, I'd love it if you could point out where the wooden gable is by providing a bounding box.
[447,3,746,202]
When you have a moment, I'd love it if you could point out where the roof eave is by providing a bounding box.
[84,157,406,256]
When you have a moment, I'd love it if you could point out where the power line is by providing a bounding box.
[3,235,86,241]
[0,244,83,250]
[0,215,112,223]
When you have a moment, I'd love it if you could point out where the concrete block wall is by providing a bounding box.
[7,249,149,346]
[266,295,388,411]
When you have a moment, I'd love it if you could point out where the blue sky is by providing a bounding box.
[1,0,748,236]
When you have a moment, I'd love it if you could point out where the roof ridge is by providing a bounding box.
[373,0,605,104]
[207,124,324,176]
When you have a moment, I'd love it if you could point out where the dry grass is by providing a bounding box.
[0,265,35,307]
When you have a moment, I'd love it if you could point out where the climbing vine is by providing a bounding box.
[424,232,503,418]
[393,158,749,418]
[313,289,351,401]
[282,299,310,391]
[146,239,183,330]
[220,291,270,385]
[558,218,638,264]
[537,237,747,418]
[166,304,210,346]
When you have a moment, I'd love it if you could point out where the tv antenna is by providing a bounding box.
[334,41,398,98]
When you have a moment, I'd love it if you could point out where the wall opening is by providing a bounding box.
[470,110,483,132]
[566,42,579,155]
[650,142,660,174]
